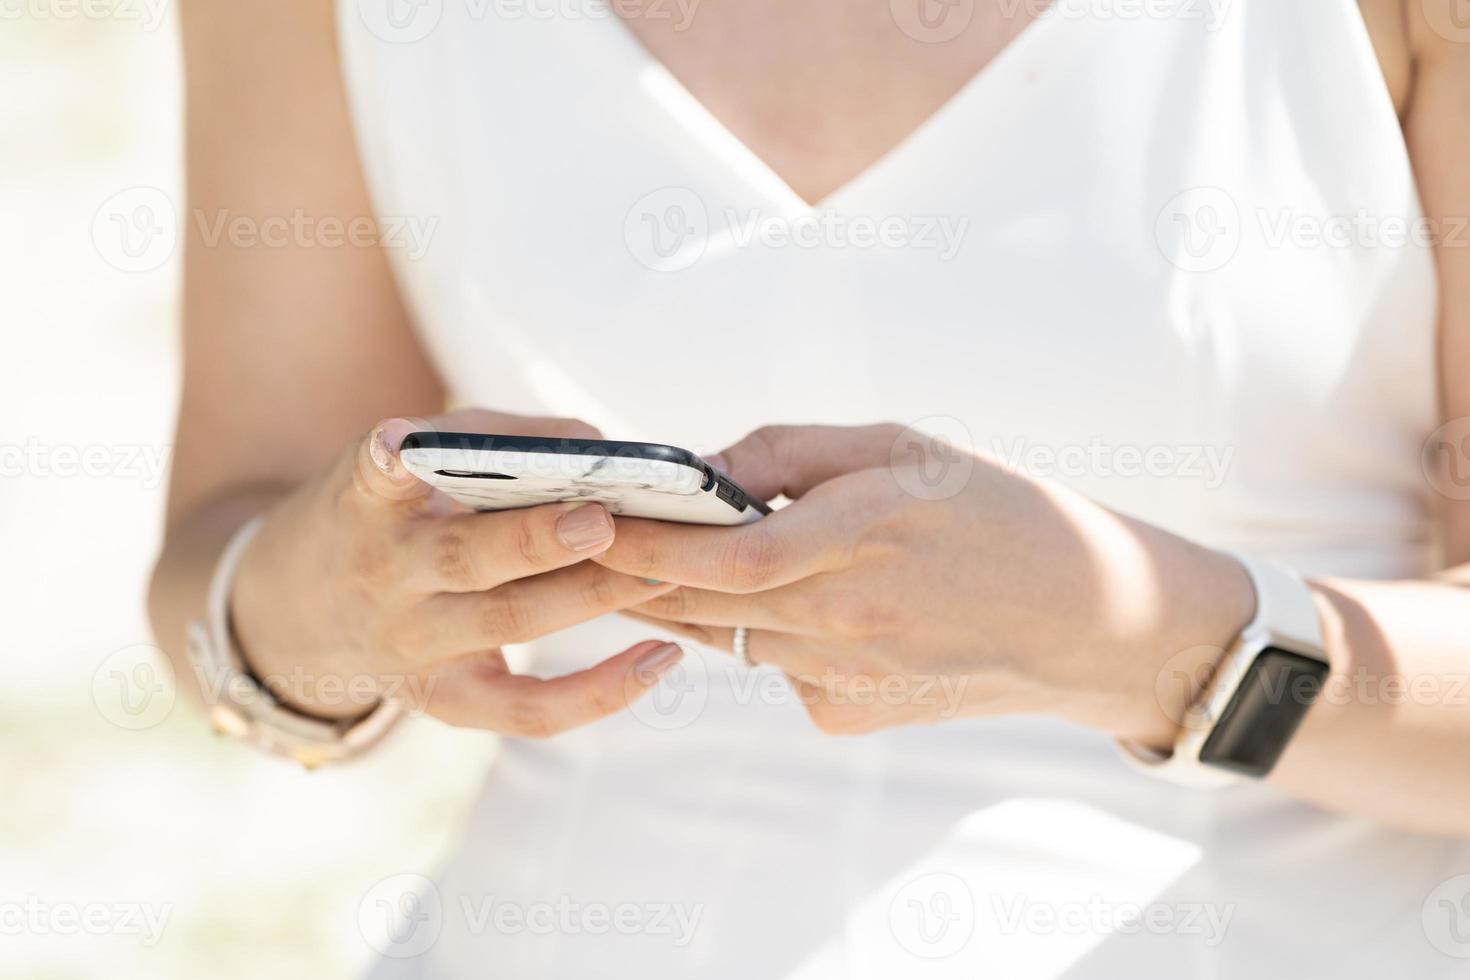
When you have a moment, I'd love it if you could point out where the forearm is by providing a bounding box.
[147,485,289,709]
[1269,574,1470,837]
[1068,521,1470,836]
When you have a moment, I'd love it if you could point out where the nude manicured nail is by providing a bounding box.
[557,504,613,550]
[369,428,396,474]
[635,642,682,678]
[706,454,728,472]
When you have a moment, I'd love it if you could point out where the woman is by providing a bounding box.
[151,0,1470,975]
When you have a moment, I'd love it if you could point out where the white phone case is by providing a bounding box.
[400,441,765,526]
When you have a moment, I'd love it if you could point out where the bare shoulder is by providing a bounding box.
[1357,0,1415,115]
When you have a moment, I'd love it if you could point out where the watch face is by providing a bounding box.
[1198,646,1330,778]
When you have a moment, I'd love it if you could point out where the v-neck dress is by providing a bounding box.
[338,0,1466,976]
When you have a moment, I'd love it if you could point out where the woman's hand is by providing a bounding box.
[598,424,1255,744]
[229,409,684,737]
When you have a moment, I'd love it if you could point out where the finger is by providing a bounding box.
[414,563,678,653]
[594,507,842,594]
[712,423,907,501]
[417,639,684,737]
[630,585,813,633]
[352,411,607,508]
[620,614,831,677]
[351,417,440,505]
[408,501,618,593]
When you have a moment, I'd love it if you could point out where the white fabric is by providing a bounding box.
[338,1,1466,975]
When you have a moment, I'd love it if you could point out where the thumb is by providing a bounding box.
[711,423,907,501]
[350,417,437,504]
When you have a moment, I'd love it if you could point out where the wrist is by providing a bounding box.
[1059,543,1256,749]
[230,530,381,724]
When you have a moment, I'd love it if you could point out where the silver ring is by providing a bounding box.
[733,626,754,668]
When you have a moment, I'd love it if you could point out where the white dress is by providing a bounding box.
[339,0,1468,975]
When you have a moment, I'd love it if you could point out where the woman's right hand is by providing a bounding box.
[229,409,685,737]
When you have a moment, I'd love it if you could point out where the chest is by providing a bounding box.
[616,0,1412,205]
[615,0,1044,204]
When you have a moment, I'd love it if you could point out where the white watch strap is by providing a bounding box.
[1116,553,1325,788]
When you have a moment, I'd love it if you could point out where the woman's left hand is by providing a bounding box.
[595,424,1256,744]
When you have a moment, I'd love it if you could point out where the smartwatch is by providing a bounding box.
[1118,555,1330,788]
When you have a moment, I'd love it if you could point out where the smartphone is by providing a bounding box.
[399,432,770,526]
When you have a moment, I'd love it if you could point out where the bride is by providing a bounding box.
[151,0,1470,975]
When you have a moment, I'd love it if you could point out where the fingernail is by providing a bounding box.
[706,454,727,472]
[370,428,396,474]
[557,504,613,551]
[635,642,682,678]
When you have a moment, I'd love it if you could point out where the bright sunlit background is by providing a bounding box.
[1,11,494,979]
